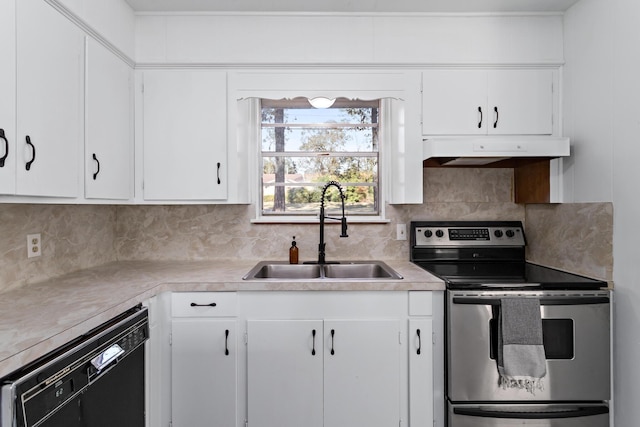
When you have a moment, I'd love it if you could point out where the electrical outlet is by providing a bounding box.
[396,224,407,240]
[27,233,41,258]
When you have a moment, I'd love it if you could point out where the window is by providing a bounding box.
[260,98,381,218]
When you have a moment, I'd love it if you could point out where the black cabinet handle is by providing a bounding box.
[312,329,316,356]
[477,106,483,129]
[25,135,35,171]
[493,106,499,128]
[217,162,221,185]
[330,329,335,355]
[417,329,422,355]
[0,129,8,167]
[92,153,100,180]
[190,302,217,307]
[225,329,230,356]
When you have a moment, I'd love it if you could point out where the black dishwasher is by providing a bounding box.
[1,305,148,427]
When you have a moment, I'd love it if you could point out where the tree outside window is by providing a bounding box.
[261,98,379,216]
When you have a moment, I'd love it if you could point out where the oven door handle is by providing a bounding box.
[452,296,609,305]
[453,405,609,419]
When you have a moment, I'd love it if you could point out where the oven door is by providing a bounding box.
[447,290,610,402]
[448,403,609,427]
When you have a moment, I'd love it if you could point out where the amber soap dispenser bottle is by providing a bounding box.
[289,236,299,264]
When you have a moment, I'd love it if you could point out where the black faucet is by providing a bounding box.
[316,180,348,264]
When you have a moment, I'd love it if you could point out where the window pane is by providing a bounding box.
[262,156,378,183]
[262,127,378,152]
[260,98,381,217]
[262,184,378,215]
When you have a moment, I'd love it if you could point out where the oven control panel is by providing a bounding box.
[414,225,525,247]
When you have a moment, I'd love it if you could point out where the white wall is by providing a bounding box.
[135,13,564,65]
[564,0,640,424]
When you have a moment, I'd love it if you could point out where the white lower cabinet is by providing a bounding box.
[247,320,324,427]
[409,318,434,427]
[170,292,238,427]
[162,291,440,427]
[247,319,400,427]
[323,319,401,427]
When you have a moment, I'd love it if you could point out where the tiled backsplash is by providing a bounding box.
[525,203,613,281]
[0,168,614,293]
[115,168,524,263]
[0,205,117,293]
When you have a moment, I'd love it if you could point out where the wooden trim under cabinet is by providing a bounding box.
[513,159,550,204]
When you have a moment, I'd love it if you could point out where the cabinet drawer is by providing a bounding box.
[409,291,433,316]
[172,292,237,317]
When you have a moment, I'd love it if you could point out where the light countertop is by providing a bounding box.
[0,259,443,378]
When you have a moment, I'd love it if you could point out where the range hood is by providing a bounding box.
[423,136,570,166]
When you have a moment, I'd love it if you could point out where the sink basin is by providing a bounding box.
[243,261,402,280]
[246,263,322,279]
[322,262,401,279]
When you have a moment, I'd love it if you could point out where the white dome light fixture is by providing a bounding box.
[308,97,336,109]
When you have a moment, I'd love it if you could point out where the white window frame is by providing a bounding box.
[228,70,423,221]
[256,98,387,223]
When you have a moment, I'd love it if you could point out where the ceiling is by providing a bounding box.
[123,0,581,13]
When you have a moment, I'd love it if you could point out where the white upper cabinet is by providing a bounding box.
[15,0,84,197]
[0,0,16,195]
[422,69,555,136]
[85,39,132,200]
[142,70,228,201]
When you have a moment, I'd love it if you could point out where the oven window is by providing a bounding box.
[489,319,574,360]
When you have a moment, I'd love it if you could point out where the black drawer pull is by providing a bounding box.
[217,162,221,184]
[225,329,230,356]
[477,106,483,129]
[417,329,422,355]
[190,302,217,307]
[493,106,499,128]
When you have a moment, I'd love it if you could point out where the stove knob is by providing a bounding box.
[424,230,433,238]
[506,229,515,238]
[435,229,444,238]
[494,230,503,238]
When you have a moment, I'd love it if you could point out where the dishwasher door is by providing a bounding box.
[1,306,148,427]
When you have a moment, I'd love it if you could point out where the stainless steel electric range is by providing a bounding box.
[410,221,611,427]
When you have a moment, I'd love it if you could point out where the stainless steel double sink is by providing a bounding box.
[243,260,403,280]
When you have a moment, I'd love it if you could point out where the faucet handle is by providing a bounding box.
[340,217,349,238]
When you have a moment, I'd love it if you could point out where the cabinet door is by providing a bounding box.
[0,0,16,195]
[142,70,227,201]
[422,69,488,135]
[171,318,237,427]
[247,320,324,427]
[15,0,83,197]
[409,318,433,427]
[85,38,132,200]
[324,319,401,427]
[488,69,554,135]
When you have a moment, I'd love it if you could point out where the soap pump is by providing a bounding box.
[289,236,299,264]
